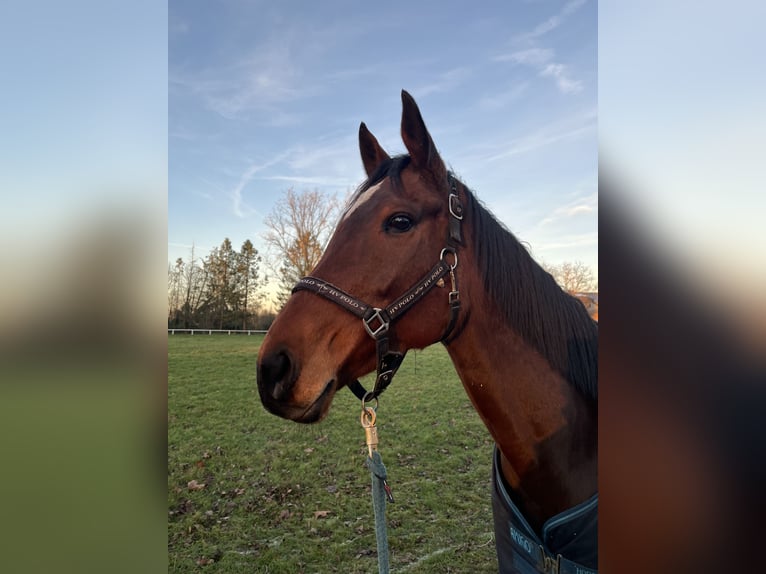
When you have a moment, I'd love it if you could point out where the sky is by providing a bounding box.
[599,1,766,304]
[1,1,166,237]
[169,0,598,299]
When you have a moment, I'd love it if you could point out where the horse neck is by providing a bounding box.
[444,271,597,533]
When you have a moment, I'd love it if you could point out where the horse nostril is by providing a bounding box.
[259,351,295,401]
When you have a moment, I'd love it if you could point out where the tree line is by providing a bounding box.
[167,239,272,331]
[168,188,340,331]
[168,187,597,330]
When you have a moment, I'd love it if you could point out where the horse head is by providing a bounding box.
[257,91,466,422]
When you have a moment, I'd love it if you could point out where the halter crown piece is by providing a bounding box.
[292,174,464,401]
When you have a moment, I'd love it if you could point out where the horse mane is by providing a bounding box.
[351,156,597,399]
[462,178,598,400]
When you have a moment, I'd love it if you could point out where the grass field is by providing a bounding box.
[168,335,498,573]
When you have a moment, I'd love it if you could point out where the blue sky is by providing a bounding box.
[169,0,597,297]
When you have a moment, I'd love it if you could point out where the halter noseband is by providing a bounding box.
[291,174,464,401]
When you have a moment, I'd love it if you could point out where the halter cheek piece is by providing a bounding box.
[291,174,464,401]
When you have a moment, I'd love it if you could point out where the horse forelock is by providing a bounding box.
[344,155,412,217]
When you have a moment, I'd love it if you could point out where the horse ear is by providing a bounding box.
[400,90,446,182]
[359,122,391,177]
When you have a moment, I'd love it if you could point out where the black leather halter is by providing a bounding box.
[292,174,464,401]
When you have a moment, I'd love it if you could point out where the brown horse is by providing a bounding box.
[257,91,598,573]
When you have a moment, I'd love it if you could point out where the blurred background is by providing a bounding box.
[600,2,765,572]
[0,1,167,572]
[1,1,763,573]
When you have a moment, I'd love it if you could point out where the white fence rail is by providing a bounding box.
[168,329,268,335]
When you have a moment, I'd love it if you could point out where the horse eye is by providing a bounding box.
[386,214,414,233]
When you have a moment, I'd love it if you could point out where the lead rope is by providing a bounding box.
[361,399,394,574]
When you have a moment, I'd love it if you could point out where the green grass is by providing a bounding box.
[168,335,498,573]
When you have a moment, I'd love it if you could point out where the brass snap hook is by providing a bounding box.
[360,406,376,428]
[360,406,379,458]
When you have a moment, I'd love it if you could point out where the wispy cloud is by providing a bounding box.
[484,109,596,162]
[193,176,227,201]
[540,63,583,94]
[170,36,317,121]
[494,0,588,95]
[517,0,587,42]
[414,67,470,98]
[259,175,356,188]
[228,137,360,208]
[285,139,351,172]
[478,82,529,110]
[494,48,582,94]
[495,48,553,66]
[231,164,265,218]
[539,191,597,226]
[229,151,292,217]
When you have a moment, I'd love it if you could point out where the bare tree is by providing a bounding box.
[180,244,208,328]
[263,188,340,307]
[168,250,206,328]
[168,258,184,324]
[543,260,597,294]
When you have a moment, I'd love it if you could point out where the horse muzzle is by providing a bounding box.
[257,348,337,423]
